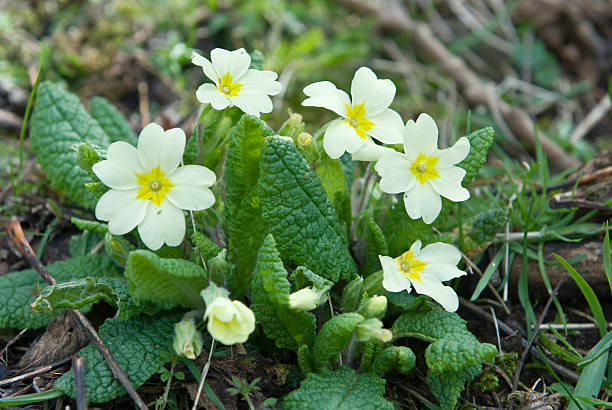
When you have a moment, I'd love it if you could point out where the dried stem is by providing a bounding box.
[191,338,216,410]
[72,355,87,410]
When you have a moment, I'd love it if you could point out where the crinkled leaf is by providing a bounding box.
[385,291,429,311]
[312,313,364,370]
[315,157,351,233]
[0,254,121,329]
[372,346,416,376]
[383,201,438,258]
[225,115,274,297]
[31,277,147,320]
[284,366,393,410]
[363,211,388,275]
[427,364,481,410]
[191,231,222,261]
[30,82,111,209]
[426,339,497,373]
[250,235,316,350]
[298,344,314,375]
[54,314,179,403]
[290,266,333,295]
[469,207,510,245]
[259,137,356,282]
[71,217,108,234]
[89,96,138,145]
[457,127,494,187]
[125,250,208,310]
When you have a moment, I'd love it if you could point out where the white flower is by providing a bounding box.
[92,123,216,250]
[375,113,470,224]
[351,138,396,162]
[302,67,404,159]
[192,48,282,117]
[379,240,467,312]
[204,296,256,345]
[288,287,321,311]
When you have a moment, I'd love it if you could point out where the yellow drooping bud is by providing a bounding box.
[356,295,387,319]
[355,318,392,343]
[202,284,256,345]
[289,287,319,311]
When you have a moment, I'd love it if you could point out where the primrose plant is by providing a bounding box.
[2,46,501,409]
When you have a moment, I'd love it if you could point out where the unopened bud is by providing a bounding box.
[173,319,203,359]
[289,287,319,311]
[73,142,102,176]
[297,132,313,146]
[278,112,305,140]
[356,318,392,343]
[208,249,231,287]
[104,232,133,267]
[357,295,387,319]
[341,276,364,312]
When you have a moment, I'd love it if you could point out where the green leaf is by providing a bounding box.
[284,366,393,410]
[312,313,364,370]
[29,82,111,209]
[125,250,208,310]
[315,157,351,233]
[298,344,314,375]
[425,339,497,373]
[470,246,504,301]
[31,277,147,320]
[259,136,356,282]
[578,330,612,367]
[469,207,510,244]
[372,346,416,376]
[54,314,179,403]
[71,217,108,234]
[457,127,494,187]
[290,266,334,295]
[426,364,481,410]
[250,235,316,350]
[225,115,274,297]
[0,388,63,408]
[363,211,388,275]
[0,254,121,329]
[89,96,138,145]
[191,231,222,260]
[383,201,439,258]
[603,223,612,297]
[568,351,608,410]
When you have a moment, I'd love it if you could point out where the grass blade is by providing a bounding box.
[568,351,608,410]
[578,330,612,367]
[470,246,504,301]
[603,222,612,297]
[0,388,62,408]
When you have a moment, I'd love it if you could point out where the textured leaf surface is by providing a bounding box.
[383,202,439,258]
[191,231,222,260]
[0,255,121,329]
[125,250,208,310]
[313,313,364,370]
[30,82,111,209]
[315,158,351,233]
[457,127,494,187]
[89,96,138,145]
[71,217,108,234]
[250,235,316,350]
[290,266,334,295]
[363,211,388,275]
[54,314,179,403]
[284,366,393,410]
[426,339,496,373]
[259,137,356,282]
[426,364,481,410]
[31,278,144,320]
[470,207,510,244]
[225,115,274,296]
[372,346,416,376]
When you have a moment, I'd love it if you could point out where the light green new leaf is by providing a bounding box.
[125,250,208,310]
[89,96,138,145]
[284,366,393,410]
[250,235,316,350]
[315,157,351,232]
[457,127,494,187]
[371,346,416,377]
[191,231,222,261]
[54,314,179,403]
[312,313,364,370]
[29,82,111,209]
[363,210,388,275]
[225,114,275,297]
[427,364,481,410]
[0,254,121,329]
[290,266,333,295]
[71,217,108,235]
[383,202,439,258]
[259,136,357,282]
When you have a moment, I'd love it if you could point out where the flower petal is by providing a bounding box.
[323,119,365,159]
[410,274,459,312]
[419,242,462,265]
[239,69,282,95]
[302,81,350,118]
[137,123,185,174]
[351,138,396,162]
[93,160,139,190]
[429,167,470,202]
[230,91,273,117]
[350,67,395,116]
[196,83,231,110]
[167,186,215,211]
[191,50,218,82]
[107,141,145,175]
[422,264,467,282]
[210,48,250,81]
[403,183,442,224]
[95,189,147,235]
[137,201,185,250]
[366,109,404,144]
[403,113,438,158]
[375,152,416,194]
[437,137,470,166]
[170,165,216,187]
[380,255,411,293]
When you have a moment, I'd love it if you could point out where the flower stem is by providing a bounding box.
[191,338,216,410]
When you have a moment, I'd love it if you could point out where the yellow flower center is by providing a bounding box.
[409,153,440,184]
[395,250,427,282]
[217,72,242,97]
[345,103,374,140]
[136,165,174,206]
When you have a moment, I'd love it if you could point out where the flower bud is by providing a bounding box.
[356,295,387,319]
[297,132,313,147]
[173,319,203,359]
[104,232,133,267]
[341,276,364,312]
[73,142,101,176]
[356,318,392,343]
[208,249,231,287]
[289,287,318,311]
[278,112,305,140]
